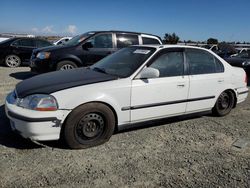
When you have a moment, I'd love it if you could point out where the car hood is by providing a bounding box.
[15,68,118,98]
[33,44,72,53]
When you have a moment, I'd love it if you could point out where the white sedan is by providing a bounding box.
[5,45,248,149]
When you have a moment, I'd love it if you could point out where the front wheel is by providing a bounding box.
[62,103,116,149]
[212,90,235,116]
[5,55,21,67]
[56,61,77,71]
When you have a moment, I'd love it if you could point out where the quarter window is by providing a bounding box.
[116,34,139,48]
[186,49,221,75]
[149,51,184,77]
[142,37,161,45]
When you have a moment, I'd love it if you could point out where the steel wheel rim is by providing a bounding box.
[6,55,21,67]
[218,92,230,111]
[60,64,74,70]
[75,113,105,142]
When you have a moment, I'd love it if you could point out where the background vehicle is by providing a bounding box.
[30,31,162,73]
[0,37,53,67]
[225,49,250,75]
[0,37,10,43]
[230,48,248,57]
[6,45,248,149]
[53,37,72,45]
[202,44,237,58]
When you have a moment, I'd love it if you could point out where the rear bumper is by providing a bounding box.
[236,87,249,104]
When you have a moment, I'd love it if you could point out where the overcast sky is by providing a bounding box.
[1,0,250,42]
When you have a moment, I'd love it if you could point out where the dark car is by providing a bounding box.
[203,44,237,58]
[225,49,250,75]
[30,31,162,73]
[0,37,53,67]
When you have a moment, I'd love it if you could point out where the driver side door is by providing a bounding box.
[130,48,189,122]
[81,33,115,66]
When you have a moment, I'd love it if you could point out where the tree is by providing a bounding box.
[163,33,180,44]
[207,38,218,44]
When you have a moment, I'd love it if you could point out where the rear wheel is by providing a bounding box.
[5,55,21,67]
[62,103,115,149]
[212,90,235,116]
[56,61,77,71]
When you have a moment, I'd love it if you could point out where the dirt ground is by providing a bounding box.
[0,67,249,188]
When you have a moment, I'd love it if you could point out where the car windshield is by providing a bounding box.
[65,32,95,46]
[90,46,156,78]
[0,38,15,44]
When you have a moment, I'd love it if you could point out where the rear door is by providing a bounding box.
[12,39,36,62]
[185,48,225,113]
[130,48,189,122]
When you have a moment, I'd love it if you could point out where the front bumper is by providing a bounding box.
[5,92,70,141]
[30,58,53,73]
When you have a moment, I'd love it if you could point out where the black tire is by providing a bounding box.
[212,90,235,117]
[56,61,77,71]
[5,54,21,67]
[62,103,116,149]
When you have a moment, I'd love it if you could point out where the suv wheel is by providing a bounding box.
[5,55,21,68]
[56,61,77,71]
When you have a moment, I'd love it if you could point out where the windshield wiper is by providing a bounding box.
[92,67,107,74]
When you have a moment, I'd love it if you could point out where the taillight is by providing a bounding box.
[245,73,248,84]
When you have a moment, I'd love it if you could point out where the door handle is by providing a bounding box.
[177,84,185,87]
[218,79,224,83]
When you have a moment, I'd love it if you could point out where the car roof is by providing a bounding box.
[88,30,162,40]
[134,44,208,50]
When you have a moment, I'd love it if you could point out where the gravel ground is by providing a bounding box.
[0,67,249,188]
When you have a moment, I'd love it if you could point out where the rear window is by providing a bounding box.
[116,34,139,48]
[142,37,161,45]
[36,40,52,47]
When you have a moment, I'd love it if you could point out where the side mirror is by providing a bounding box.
[136,67,160,79]
[82,42,93,50]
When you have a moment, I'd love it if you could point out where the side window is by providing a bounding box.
[36,40,51,47]
[17,39,35,47]
[149,51,184,77]
[87,34,113,48]
[186,49,217,75]
[116,34,139,48]
[142,37,161,45]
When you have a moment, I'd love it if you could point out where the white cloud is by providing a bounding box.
[31,27,39,32]
[42,25,54,33]
[65,25,77,34]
